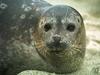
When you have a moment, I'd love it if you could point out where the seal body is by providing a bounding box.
[0,0,86,75]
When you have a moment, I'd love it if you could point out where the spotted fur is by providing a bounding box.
[0,0,86,75]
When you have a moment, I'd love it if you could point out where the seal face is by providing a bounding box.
[0,0,86,74]
[34,5,86,73]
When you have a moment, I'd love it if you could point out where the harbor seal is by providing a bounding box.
[0,0,86,75]
[34,5,86,73]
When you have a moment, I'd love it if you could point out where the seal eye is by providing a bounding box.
[44,23,52,32]
[66,23,75,32]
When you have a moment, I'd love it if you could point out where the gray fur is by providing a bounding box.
[0,0,86,75]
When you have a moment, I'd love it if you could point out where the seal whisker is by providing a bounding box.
[0,0,86,74]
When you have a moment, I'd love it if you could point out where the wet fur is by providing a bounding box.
[0,0,86,75]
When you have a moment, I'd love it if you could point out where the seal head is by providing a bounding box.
[33,5,86,73]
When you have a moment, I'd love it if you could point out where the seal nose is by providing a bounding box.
[53,35,61,42]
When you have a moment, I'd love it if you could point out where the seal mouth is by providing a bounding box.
[46,42,67,52]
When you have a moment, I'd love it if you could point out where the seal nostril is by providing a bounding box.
[53,35,61,42]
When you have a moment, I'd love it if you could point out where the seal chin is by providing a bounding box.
[46,42,67,52]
